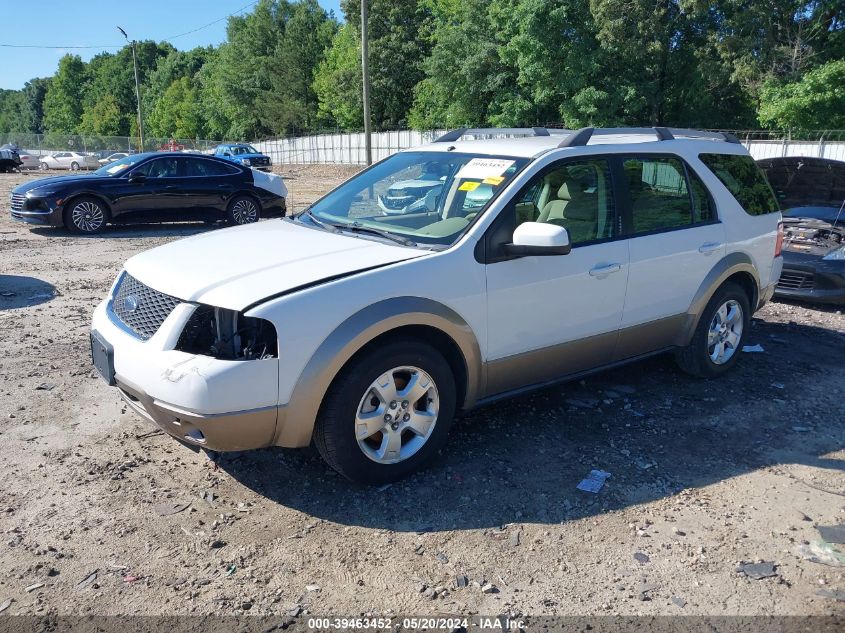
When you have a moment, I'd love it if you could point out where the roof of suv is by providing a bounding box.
[413,127,748,159]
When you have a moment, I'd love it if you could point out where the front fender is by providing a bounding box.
[274,296,482,447]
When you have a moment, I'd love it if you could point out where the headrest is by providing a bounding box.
[557,181,572,200]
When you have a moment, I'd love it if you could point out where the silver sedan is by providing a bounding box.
[39,152,100,171]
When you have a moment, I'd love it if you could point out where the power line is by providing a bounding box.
[0,44,122,49]
[0,0,260,50]
[160,0,260,40]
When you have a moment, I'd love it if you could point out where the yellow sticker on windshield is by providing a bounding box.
[459,181,481,191]
[482,176,504,186]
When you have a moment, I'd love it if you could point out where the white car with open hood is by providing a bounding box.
[91,127,783,484]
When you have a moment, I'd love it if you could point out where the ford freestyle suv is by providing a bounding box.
[91,127,783,484]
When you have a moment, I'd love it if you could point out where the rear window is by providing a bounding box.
[699,153,779,216]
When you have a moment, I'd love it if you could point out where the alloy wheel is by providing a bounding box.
[355,366,440,464]
[231,198,258,224]
[70,200,105,233]
[707,299,743,365]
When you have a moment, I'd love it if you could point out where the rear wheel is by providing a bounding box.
[226,195,260,225]
[70,161,80,171]
[675,282,750,378]
[64,196,107,234]
[314,340,456,484]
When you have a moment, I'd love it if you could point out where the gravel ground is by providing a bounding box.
[0,167,844,618]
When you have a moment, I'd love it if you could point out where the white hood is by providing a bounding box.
[124,220,425,311]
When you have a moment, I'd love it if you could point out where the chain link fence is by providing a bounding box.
[3,129,845,166]
[0,133,223,159]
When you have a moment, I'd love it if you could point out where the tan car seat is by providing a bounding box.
[538,173,598,243]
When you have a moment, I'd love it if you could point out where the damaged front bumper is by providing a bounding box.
[91,297,281,451]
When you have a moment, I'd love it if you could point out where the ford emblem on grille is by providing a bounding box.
[124,295,139,313]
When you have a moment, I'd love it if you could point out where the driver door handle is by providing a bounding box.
[589,263,622,277]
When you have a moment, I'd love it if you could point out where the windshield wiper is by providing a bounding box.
[338,221,418,247]
[301,209,340,233]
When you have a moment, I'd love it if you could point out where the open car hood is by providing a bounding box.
[124,220,426,312]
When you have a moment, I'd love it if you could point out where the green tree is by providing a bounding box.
[758,60,845,130]
[78,94,123,136]
[43,55,87,133]
[342,0,434,128]
[146,77,202,138]
[313,22,362,129]
[263,0,336,133]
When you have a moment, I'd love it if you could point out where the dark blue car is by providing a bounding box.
[214,144,273,172]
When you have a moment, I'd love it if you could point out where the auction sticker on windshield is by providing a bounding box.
[456,158,515,179]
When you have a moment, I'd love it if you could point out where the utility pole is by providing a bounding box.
[117,27,145,152]
[360,0,372,165]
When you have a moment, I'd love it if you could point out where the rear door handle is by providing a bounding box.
[589,263,622,277]
[698,241,722,254]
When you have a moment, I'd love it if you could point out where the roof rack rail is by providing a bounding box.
[557,126,742,148]
[433,127,570,143]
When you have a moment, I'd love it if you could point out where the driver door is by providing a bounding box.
[482,157,630,396]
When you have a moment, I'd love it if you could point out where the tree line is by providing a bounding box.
[1,0,843,143]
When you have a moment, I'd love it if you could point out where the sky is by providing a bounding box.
[0,0,344,90]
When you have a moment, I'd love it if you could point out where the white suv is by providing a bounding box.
[91,127,784,484]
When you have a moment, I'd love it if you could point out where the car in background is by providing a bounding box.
[98,152,129,166]
[214,143,272,172]
[39,151,100,171]
[10,152,287,234]
[0,145,22,173]
[758,156,845,304]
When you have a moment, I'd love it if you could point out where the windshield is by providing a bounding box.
[304,151,528,247]
[93,153,147,176]
[231,145,259,155]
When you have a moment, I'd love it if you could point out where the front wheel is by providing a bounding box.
[70,161,80,171]
[675,282,750,378]
[226,195,260,225]
[39,162,48,171]
[64,196,107,234]
[314,340,456,484]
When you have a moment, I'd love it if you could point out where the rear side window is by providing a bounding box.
[699,153,779,216]
[185,158,238,177]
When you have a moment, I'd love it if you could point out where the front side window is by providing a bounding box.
[305,151,528,247]
[699,153,779,216]
[512,159,616,245]
[133,157,180,178]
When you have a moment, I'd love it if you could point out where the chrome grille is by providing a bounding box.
[111,273,181,340]
[777,270,815,290]
[10,193,25,212]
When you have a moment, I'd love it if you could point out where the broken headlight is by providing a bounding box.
[176,305,277,360]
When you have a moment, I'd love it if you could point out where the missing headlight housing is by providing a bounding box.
[176,305,277,360]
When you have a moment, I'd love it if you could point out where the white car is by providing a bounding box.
[91,127,783,484]
[40,151,100,171]
[98,152,129,165]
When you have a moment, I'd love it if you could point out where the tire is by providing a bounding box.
[314,339,457,485]
[226,195,260,225]
[70,161,80,171]
[675,282,751,378]
[63,196,108,234]
[39,162,48,171]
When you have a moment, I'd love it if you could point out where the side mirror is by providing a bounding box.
[223,152,232,157]
[128,174,146,184]
[504,222,571,256]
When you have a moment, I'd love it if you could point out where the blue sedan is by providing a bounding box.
[214,144,273,172]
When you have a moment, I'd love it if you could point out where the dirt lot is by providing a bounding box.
[0,166,844,619]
